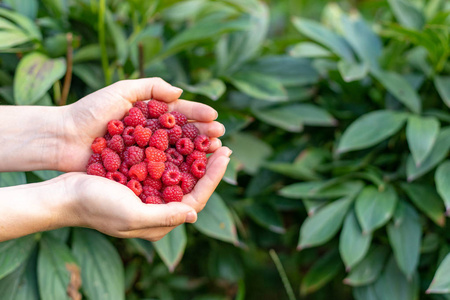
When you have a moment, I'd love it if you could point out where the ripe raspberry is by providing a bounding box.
[194,135,211,152]
[108,135,125,153]
[164,161,179,172]
[101,148,115,161]
[159,113,176,129]
[87,153,102,166]
[179,162,190,173]
[162,185,183,203]
[119,161,129,177]
[104,133,112,141]
[176,138,194,155]
[145,195,165,204]
[167,125,183,145]
[182,123,200,140]
[127,180,142,196]
[162,169,181,186]
[180,172,197,194]
[186,150,207,166]
[87,163,106,177]
[142,186,161,198]
[145,147,166,162]
[146,119,161,132]
[134,101,149,118]
[106,171,127,184]
[124,107,146,127]
[123,126,135,146]
[107,120,124,136]
[147,161,165,179]
[171,111,188,126]
[166,148,183,166]
[143,177,163,191]
[149,129,169,151]
[103,151,121,172]
[134,125,152,147]
[129,162,148,181]
[124,146,144,167]
[148,100,168,118]
[91,137,107,154]
[191,159,206,178]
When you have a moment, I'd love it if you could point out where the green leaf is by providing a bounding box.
[38,235,79,300]
[337,60,368,82]
[105,10,128,66]
[32,170,64,181]
[0,172,26,187]
[406,115,440,166]
[0,258,33,300]
[193,193,238,243]
[72,229,124,300]
[13,249,39,300]
[0,235,36,280]
[153,225,187,272]
[289,42,333,58]
[14,52,66,105]
[387,202,422,279]
[387,0,425,30]
[228,71,287,101]
[337,110,407,154]
[280,180,364,200]
[344,246,389,286]
[223,157,239,185]
[72,44,102,64]
[246,203,285,234]
[0,30,31,50]
[435,76,450,108]
[436,161,450,213]
[353,285,380,300]
[298,196,353,250]
[0,8,41,40]
[355,185,398,233]
[427,253,450,294]
[179,79,226,101]
[339,210,372,271]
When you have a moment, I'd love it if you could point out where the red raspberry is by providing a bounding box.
[91,137,107,154]
[107,120,124,136]
[103,151,121,172]
[146,119,161,132]
[101,148,115,161]
[106,171,127,184]
[186,150,207,166]
[87,163,106,177]
[143,177,163,190]
[162,169,181,186]
[145,195,165,204]
[124,146,144,167]
[129,162,148,181]
[182,124,199,140]
[167,125,183,145]
[127,180,142,196]
[124,107,146,127]
[149,129,169,151]
[107,135,125,153]
[87,153,102,166]
[142,186,161,198]
[159,113,176,129]
[119,161,129,177]
[164,161,178,171]
[123,126,135,146]
[148,100,168,118]
[194,135,211,152]
[145,147,166,162]
[176,138,194,155]
[179,162,190,173]
[191,159,206,178]
[134,101,149,118]
[104,133,112,141]
[134,125,152,147]
[166,148,183,166]
[171,111,188,126]
[162,185,183,203]
[180,172,197,194]
[147,161,165,179]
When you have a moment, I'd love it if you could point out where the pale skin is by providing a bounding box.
[0,77,231,242]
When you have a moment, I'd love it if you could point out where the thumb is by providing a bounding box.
[136,202,197,228]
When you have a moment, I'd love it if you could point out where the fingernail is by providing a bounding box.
[221,124,226,136]
[227,149,233,157]
[172,87,183,94]
[214,110,219,120]
[185,211,197,223]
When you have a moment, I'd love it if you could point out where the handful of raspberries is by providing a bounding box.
[86,100,210,204]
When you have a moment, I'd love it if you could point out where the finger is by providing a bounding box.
[192,121,225,138]
[168,99,218,122]
[207,138,222,153]
[207,146,232,165]
[132,202,197,228]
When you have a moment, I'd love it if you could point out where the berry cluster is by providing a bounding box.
[86,100,210,204]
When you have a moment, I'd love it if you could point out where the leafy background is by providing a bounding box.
[0,0,450,299]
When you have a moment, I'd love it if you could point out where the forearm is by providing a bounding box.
[0,106,66,172]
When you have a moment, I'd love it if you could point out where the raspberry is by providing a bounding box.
[166,148,183,166]
[162,169,181,186]
[145,147,166,162]
[186,150,207,166]
[123,126,135,146]
[103,151,121,172]
[143,177,163,190]
[180,172,197,194]
[87,163,106,177]
[101,148,115,161]
[168,125,183,145]
[147,161,165,179]
[104,133,112,141]
[107,120,124,136]
[106,171,127,184]
[148,100,168,118]
[146,119,161,132]
[119,162,129,177]
[162,185,183,203]
[194,135,211,152]
[87,153,102,166]
[145,195,165,204]
[91,137,107,154]
[159,113,176,129]
[142,186,161,198]
[134,125,152,147]
[124,146,144,167]
[124,107,146,127]
[165,161,179,172]
[128,162,148,181]
[191,159,206,178]
[179,162,190,173]
[171,111,188,126]
[134,101,149,118]
[176,138,194,155]
[127,180,142,196]
[149,129,169,151]
[108,135,125,153]
[182,124,199,140]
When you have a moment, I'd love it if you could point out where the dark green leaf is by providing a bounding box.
[406,115,440,166]
[228,71,287,101]
[246,203,285,234]
[105,10,128,66]
[0,172,26,187]
[0,235,36,280]
[179,79,226,101]
[436,160,450,213]
[435,76,450,108]
[223,157,239,185]
[153,225,187,272]
[337,60,368,82]
[280,180,364,200]
[387,0,425,30]
[427,253,450,294]
[289,42,333,58]
[344,246,389,286]
[32,170,64,181]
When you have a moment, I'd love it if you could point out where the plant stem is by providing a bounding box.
[99,0,111,85]
[269,249,296,300]
[59,32,73,106]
